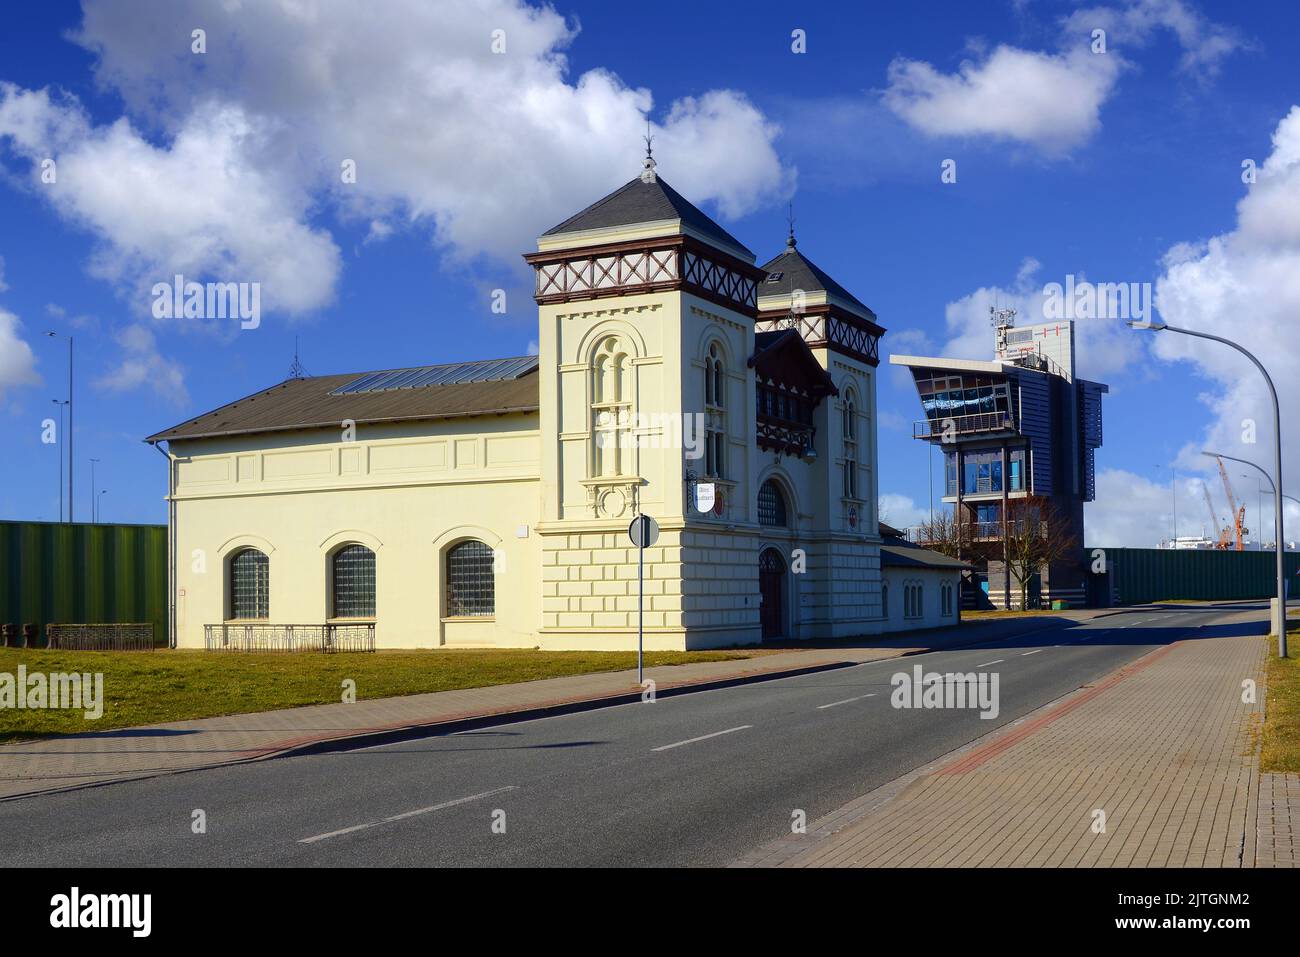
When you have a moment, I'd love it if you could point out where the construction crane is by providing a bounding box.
[1202,483,1232,549]
[1215,455,1249,551]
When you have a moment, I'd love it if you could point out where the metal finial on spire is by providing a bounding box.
[288,336,309,379]
[640,121,657,183]
[786,202,797,248]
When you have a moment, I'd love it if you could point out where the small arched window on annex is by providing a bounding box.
[445,539,496,618]
[757,477,790,528]
[227,547,270,621]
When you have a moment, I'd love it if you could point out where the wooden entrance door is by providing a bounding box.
[759,549,785,640]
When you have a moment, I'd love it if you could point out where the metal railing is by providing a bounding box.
[204,623,375,653]
[913,412,1016,439]
[47,623,156,651]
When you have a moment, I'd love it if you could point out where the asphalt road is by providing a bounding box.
[0,603,1264,867]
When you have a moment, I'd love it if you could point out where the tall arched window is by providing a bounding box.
[757,479,788,527]
[331,544,376,619]
[446,540,495,617]
[592,336,631,477]
[228,548,269,620]
[842,390,859,500]
[703,343,727,479]
[706,343,725,408]
[903,581,924,619]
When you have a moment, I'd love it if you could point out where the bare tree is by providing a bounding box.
[914,508,970,560]
[1002,496,1079,610]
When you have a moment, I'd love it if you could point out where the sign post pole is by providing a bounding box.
[637,530,644,685]
[628,514,658,689]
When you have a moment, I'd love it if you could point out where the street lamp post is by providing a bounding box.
[51,399,67,522]
[89,458,100,523]
[45,332,72,523]
[1130,316,1286,655]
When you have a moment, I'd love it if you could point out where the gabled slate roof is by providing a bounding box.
[749,329,838,396]
[759,240,876,319]
[543,175,754,259]
[147,357,539,443]
[878,526,972,570]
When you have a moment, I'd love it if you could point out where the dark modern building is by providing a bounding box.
[891,316,1107,608]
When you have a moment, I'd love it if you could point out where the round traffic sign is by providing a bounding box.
[628,514,659,549]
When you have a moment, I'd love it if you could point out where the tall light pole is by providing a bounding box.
[89,458,100,523]
[1130,315,1286,654]
[45,332,72,523]
[51,399,67,522]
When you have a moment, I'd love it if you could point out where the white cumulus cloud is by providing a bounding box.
[66,0,790,267]
[0,306,40,401]
[1153,105,1300,519]
[884,0,1245,154]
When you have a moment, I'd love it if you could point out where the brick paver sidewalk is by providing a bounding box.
[737,631,1276,867]
[0,612,1104,802]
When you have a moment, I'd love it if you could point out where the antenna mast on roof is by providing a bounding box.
[990,304,1017,356]
[288,336,309,379]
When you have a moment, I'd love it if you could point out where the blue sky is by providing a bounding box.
[1,0,1297,546]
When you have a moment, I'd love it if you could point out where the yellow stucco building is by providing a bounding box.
[148,155,960,650]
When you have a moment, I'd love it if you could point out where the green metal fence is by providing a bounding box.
[0,521,167,647]
[1104,547,1300,605]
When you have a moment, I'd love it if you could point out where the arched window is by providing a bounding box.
[757,479,788,527]
[331,544,376,619]
[706,343,725,409]
[228,548,269,620]
[703,343,727,479]
[904,581,923,619]
[842,390,859,500]
[446,540,495,617]
[592,336,631,478]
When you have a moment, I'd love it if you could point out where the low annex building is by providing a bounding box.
[148,155,959,649]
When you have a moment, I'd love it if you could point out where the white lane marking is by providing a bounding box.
[975,659,1003,668]
[1021,649,1043,656]
[651,725,752,752]
[298,786,517,844]
[816,693,877,710]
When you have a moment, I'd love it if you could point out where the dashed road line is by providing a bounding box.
[816,693,877,710]
[651,725,752,752]
[298,785,517,844]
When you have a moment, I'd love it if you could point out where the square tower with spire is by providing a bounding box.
[525,152,887,645]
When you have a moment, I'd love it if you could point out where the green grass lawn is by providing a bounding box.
[1261,625,1300,773]
[0,646,765,743]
